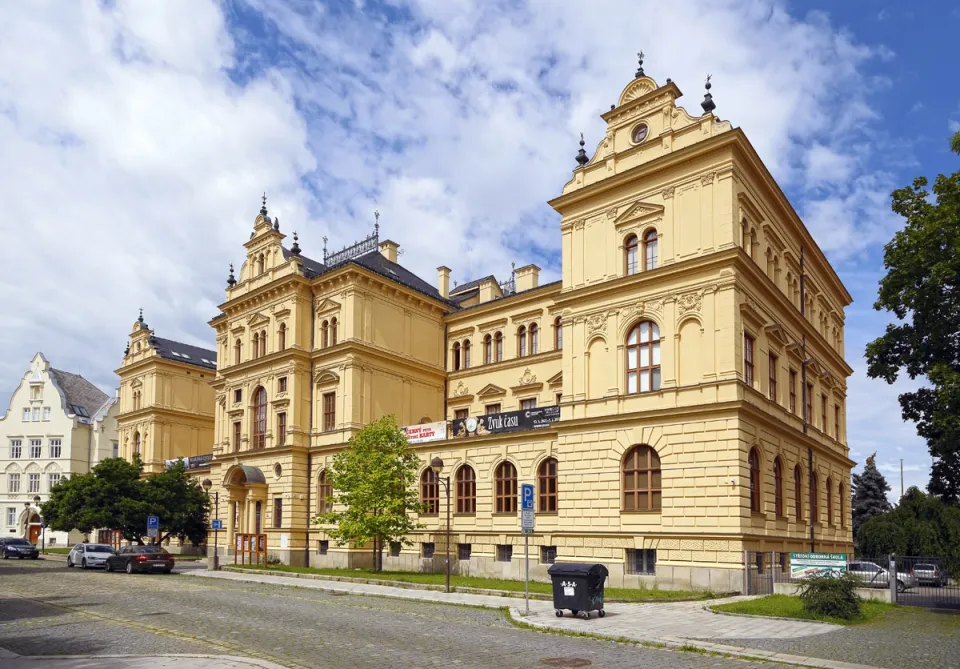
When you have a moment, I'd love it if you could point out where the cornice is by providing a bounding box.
[446,349,562,381]
[309,340,447,379]
[444,282,562,322]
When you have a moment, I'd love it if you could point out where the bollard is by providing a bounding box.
[889,554,897,603]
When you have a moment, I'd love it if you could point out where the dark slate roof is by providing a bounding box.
[282,247,327,278]
[450,275,496,295]
[350,251,449,303]
[449,279,563,313]
[150,337,217,370]
[48,369,109,420]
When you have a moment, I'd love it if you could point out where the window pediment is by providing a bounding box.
[614,201,664,230]
[547,372,563,387]
[764,322,791,349]
[247,312,270,327]
[314,369,340,386]
[314,298,341,315]
[476,383,507,398]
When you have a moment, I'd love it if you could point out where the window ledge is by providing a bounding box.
[492,512,518,517]
[536,512,559,516]
[620,509,662,514]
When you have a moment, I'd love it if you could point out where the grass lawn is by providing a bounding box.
[42,547,71,554]
[232,564,713,602]
[711,594,895,625]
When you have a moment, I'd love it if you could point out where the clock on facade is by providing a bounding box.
[631,123,649,144]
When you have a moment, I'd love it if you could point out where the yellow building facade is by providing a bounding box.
[190,68,852,591]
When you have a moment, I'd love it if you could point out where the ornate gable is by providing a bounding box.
[476,383,507,398]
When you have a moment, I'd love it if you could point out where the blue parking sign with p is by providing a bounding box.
[521,484,534,510]
[147,515,159,529]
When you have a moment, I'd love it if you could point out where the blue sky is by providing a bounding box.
[0,0,956,501]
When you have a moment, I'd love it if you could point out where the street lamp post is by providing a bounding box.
[429,457,452,594]
[201,479,219,570]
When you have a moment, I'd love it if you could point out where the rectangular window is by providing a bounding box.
[8,473,20,493]
[10,440,21,459]
[318,540,329,555]
[389,541,401,557]
[520,398,536,410]
[821,394,828,432]
[485,404,501,415]
[743,334,755,386]
[458,543,472,561]
[32,408,40,421]
[6,507,15,527]
[626,548,657,575]
[422,542,435,558]
[42,407,50,421]
[806,383,813,423]
[234,389,242,404]
[48,473,61,490]
[541,545,557,564]
[22,408,30,422]
[273,497,283,528]
[29,440,41,459]
[322,393,336,432]
[835,404,841,440]
[789,370,797,413]
[278,376,287,393]
[49,439,61,459]
[556,393,562,406]
[768,353,778,402]
[233,422,241,451]
[28,473,40,493]
[454,409,469,420]
[112,441,119,458]
[277,412,286,447]
[496,544,513,562]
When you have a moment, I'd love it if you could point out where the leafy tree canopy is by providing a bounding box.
[313,415,423,571]
[866,132,960,502]
[851,452,891,538]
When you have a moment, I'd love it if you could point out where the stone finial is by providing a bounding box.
[701,75,716,114]
[374,210,380,238]
[124,343,130,356]
[138,307,144,323]
[273,216,279,231]
[260,192,268,217]
[635,51,645,78]
[575,133,589,167]
[291,231,301,256]
[227,264,236,288]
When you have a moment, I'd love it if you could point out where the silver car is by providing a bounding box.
[848,560,917,592]
[67,543,116,569]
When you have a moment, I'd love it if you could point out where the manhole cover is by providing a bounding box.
[540,659,592,668]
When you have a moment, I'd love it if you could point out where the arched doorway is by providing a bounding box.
[22,511,41,544]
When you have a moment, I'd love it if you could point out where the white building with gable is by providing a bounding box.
[0,353,119,547]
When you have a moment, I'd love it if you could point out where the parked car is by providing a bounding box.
[105,545,175,574]
[0,537,39,560]
[848,560,917,592]
[66,543,115,569]
[911,563,949,587]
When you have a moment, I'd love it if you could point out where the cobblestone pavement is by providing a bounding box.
[0,560,796,669]
[700,606,960,669]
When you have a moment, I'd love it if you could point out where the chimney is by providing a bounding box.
[478,277,500,304]
[437,266,451,298]
[379,239,399,263]
[515,264,540,292]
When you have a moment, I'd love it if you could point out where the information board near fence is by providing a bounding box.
[790,552,847,579]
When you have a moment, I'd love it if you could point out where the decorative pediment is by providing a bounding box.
[517,369,537,386]
[617,76,657,107]
[477,383,507,398]
[764,322,791,349]
[247,312,270,327]
[315,297,341,315]
[677,291,703,317]
[130,378,143,389]
[452,381,470,397]
[739,297,765,328]
[547,371,563,387]
[820,369,837,389]
[805,358,826,377]
[614,201,664,230]
[314,369,340,385]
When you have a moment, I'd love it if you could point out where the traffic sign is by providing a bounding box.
[521,508,535,534]
[147,515,159,529]
[521,483,534,510]
[211,519,224,530]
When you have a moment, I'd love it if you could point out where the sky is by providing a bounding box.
[0,0,956,502]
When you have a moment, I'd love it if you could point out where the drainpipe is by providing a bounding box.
[305,297,316,567]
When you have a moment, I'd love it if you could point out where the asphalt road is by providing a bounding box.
[0,559,793,669]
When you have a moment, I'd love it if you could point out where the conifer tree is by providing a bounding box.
[851,453,892,538]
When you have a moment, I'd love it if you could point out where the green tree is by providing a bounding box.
[851,453,891,539]
[857,487,960,574]
[313,415,423,571]
[866,131,960,502]
[143,460,210,546]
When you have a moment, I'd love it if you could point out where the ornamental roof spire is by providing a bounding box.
[701,75,716,114]
[575,133,589,167]
[291,231,301,256]
[227,264,236,288]
[260,192,268,217]
[634,50,645,78]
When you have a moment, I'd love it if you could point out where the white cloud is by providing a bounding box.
[950,119,960,132]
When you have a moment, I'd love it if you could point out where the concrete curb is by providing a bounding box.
[507,608,882,669]
[0,649,289,669]
[704,604,842,626]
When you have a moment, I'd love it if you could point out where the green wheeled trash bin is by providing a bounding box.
[547,563,609,619]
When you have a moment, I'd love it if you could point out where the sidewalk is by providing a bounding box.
[186,569,880,669]
[0,648,288,669]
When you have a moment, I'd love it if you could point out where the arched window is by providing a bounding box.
[538,457,558,513]
[260,330,267,357]
[331,318,338,345]
[554,316,562,350]
[463,340,471,368]
[495,331,503,362]
[234,339,242,364]
[252,387,267,450]
[483,334,492,364]
[517,326,527,357]
[826,476,833,526]
[749,229,757,261]
[456,465,476,514]
[317,470,333,514]
[839,481,845,528]
[623,445,661,511]
[257,253,265,274]
[749,448,761,513]
[252,332,260,359]
[529,323,539,355]
[494,461,517,513]
[321,321,329,349]
[278,323,286,351]
[133,431,141,455]
[794,465,803,520]
[643,229,658,270]
[453,342,461,370]
[626,321,661,393]
[420,469,439,515]
[625,234,639,275]
[774,457,784,517]
[811,471,820,523]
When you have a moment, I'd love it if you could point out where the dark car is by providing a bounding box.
[0,537,40,560]
[105,545,175,574]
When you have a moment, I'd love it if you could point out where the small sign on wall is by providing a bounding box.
[279,533,289,549]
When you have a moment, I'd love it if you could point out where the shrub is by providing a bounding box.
[798,574,862,620]
[266,554,282,566]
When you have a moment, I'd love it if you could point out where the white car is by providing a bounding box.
[67,543,116,569]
